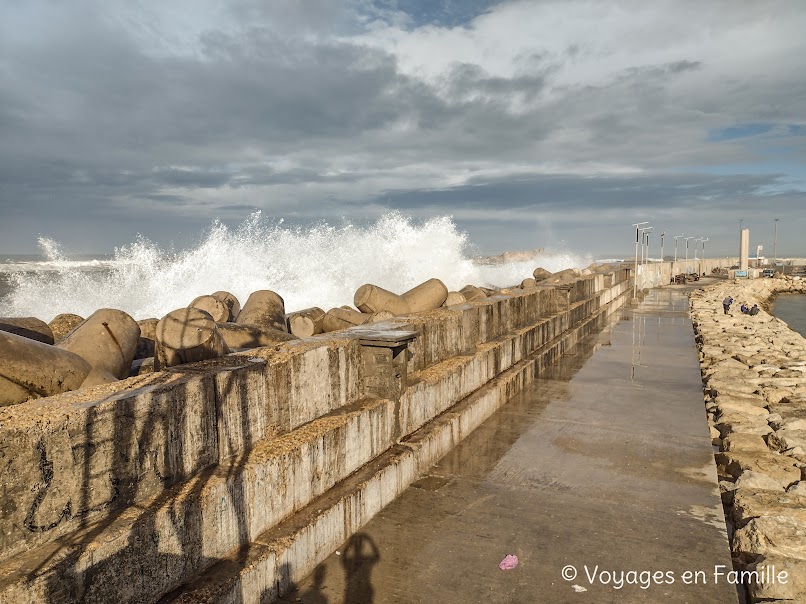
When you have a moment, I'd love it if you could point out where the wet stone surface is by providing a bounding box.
[286,289,737,604]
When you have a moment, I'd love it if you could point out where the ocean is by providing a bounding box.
[0,213,593,322]
[772,293,806,338]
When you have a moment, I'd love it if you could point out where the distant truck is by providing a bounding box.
[761,268,776,278]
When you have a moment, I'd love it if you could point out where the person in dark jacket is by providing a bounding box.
[749,304,760,316]
[723,296,733,314]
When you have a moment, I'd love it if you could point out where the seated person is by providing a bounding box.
[740,303,749,314]
[749,304,760,316]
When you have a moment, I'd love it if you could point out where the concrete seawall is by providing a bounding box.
[0,268,632,603]
[636,257,739,290]
[4,259,758,604]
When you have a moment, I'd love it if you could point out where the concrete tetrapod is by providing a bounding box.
[322,307,369,332]
[57,308,141,387]
[211,290,241,321]
[190,295,231,323]
[0,330,92,405]
[402,278,448,313]
[236,290,288,333]
[48,313,84,343]
[130,357,155,376]
[0,317,54,344]
[546,267,581,283]
[288,307,326,337]
[533,267,552,282]
[443,291,467,306]
[135,318,159,360]
[155,308,229,370]
[354,284,411,315]
[216,322,298,350]
[366,310,395,323]
[460,285,487,302]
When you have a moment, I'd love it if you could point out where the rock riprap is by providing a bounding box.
[691,275,806,602]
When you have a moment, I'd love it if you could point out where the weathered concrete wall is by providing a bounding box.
[0,269,633,604]
[0,338,364,567]
[635,257,738,291]
[163,277,630,604]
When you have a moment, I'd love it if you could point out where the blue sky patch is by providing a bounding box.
[709,123,773,142]
[371,0,501,28]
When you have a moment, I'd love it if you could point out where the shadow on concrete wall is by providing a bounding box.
[35,342,262,603]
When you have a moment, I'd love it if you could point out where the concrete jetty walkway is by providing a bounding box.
[286,287,738,604]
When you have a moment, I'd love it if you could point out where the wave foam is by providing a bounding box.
[0,212,592,321]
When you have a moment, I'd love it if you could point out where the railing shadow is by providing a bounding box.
[36,332,260,603]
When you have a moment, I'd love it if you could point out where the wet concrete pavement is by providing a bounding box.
[286,287,738,604]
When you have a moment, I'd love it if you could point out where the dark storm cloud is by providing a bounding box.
[1,0,805,255]
[0,7,561,219]
[377,172,798,211]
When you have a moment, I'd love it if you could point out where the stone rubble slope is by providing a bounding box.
[690,275,806,603]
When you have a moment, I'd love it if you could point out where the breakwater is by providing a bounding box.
[635,257,739,290]
[690,275,806,603]
[0,266,637,603]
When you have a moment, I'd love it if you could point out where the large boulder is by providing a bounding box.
[443,292,467,306]
[135,318,159,360]
[211,290,241,321]
[155,308,229,369]
[733,515,806,561]
[533,267,551,282]
[216,322,298,350]
[459,285,486,302]
[322,307,369,332]
[0,330,91,405]
[401,278,448,313]
[236,290,288,333]
[189,295,231,323]
[48,313,84,343]
[0,317,54,344]
[56,309,140,387]
[354,284,410,315]
[287,307,325,337]
[746,554,806,603]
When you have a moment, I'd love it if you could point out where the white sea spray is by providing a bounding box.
[0,212,592,321]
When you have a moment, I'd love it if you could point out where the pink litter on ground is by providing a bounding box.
[499,554,519,570]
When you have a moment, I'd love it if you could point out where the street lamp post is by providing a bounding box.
[673,234,683,263]
[684,236,695,266]
[695,237,704,275]
[694,237,704,260]
[700,238,709,275]
[641,227,653,265]
[632,222,649,299]
[660,232,665,263]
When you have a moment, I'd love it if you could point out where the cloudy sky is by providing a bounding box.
[1,0,805,257]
